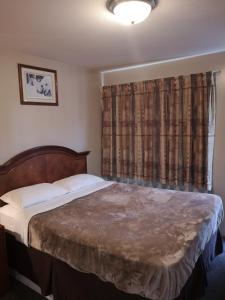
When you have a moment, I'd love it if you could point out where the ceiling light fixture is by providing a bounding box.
[106,0,156,25]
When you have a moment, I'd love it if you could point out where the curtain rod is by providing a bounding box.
[101,70,222,86]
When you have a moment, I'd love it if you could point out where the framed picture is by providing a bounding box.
[18,64,58,106]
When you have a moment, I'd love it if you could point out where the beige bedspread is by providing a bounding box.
[28,183,223,300]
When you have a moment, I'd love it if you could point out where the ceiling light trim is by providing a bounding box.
[106,0,157,13]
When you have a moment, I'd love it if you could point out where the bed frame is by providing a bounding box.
[0,145,90,196]
[0,146,223,300]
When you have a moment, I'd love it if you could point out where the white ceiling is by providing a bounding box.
[0,0,225,70]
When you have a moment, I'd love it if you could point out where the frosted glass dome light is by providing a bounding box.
[107,0,156,25]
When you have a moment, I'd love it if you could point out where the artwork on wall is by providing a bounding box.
[18,64,58,106]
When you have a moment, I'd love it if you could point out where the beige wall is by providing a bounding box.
[0,50,101,175]
[103,51,225,235]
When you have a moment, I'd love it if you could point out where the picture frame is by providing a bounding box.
[18,64,58,106]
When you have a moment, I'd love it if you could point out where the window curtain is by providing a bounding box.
[102,72,216,192]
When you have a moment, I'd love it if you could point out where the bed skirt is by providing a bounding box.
[6,230,223,300]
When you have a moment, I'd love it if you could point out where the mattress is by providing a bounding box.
[1,179,223,300]
[28,182,223,300]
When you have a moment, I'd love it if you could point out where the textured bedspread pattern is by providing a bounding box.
[28,183,223,300]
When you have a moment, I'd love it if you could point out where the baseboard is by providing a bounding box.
[10,269,53,300]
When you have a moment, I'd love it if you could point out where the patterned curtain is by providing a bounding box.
[102,72,216,191]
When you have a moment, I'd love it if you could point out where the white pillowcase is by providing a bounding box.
[1,183,68,209]
[54,174,104,192]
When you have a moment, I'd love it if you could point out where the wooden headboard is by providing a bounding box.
[0,146,90,196]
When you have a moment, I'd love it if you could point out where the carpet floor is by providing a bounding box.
[1,248,225,300]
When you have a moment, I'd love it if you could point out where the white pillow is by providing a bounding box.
[1,183,68,209]
[54,174,104,192]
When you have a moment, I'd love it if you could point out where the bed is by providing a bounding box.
[0,146,223,300]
